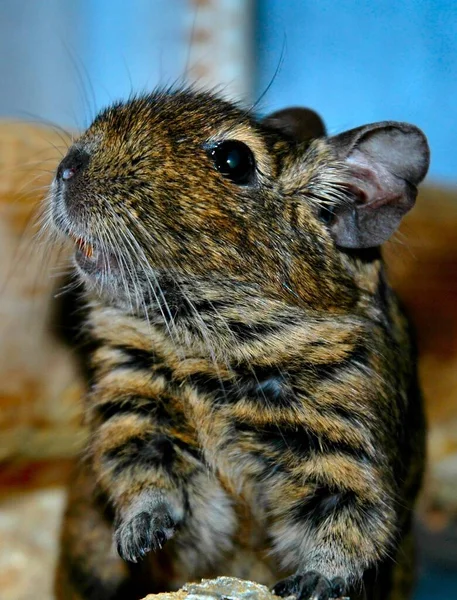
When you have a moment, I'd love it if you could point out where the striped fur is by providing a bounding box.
[50,90,426,600]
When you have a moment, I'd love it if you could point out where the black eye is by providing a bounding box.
[209,140,255,185]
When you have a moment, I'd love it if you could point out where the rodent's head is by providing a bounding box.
[50,89,429,320]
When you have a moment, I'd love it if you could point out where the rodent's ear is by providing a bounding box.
[263,107,326,141]
[326,122,430,249]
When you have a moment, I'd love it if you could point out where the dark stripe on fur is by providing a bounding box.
[113,345,173,380]
[234,421,372,464]
[103,431,203,473]
[95,396,173,424]
[291,487,360,526]
[105,434,176,475]
[297,343,369,382]
[224,320,280,342]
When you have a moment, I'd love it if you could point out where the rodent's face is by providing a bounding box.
[50,90,429,317]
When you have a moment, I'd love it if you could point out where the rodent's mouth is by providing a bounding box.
[51,189,120,278]
[75,243,120,276]
[74,236,94,260]
[67,233,119,275]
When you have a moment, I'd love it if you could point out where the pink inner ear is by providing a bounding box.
[346,125,430,186]
[330,138,424,248]
[345,149,404,211]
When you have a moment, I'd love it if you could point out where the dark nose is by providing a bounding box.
[56,148,90,182]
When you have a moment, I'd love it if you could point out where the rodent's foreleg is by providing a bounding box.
[230,411,396,599]
[88,391,203,564]
[267,445,396,599]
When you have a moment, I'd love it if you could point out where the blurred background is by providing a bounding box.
[0,1,456,599]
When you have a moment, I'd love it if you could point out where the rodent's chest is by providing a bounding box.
[177,384,272,516]
[171,368,285,477]
[93,335,285,501]
[107,363,277,514]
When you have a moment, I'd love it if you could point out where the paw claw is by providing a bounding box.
[114,505,176,563]
[273,571,348,600]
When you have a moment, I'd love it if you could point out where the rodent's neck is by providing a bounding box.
[86,289,374,369]
[84,260,390,364]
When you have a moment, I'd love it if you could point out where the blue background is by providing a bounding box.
[256,1,457,183]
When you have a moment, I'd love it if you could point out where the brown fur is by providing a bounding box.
[49,89,427,600]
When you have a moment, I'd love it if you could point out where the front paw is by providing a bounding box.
[114,503,177,563]
[273,571,347,600]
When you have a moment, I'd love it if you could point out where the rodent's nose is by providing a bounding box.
[56,148,90,182]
